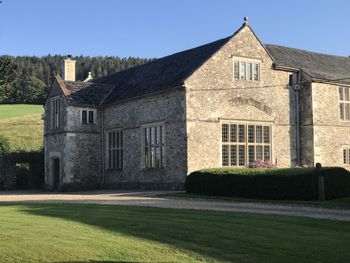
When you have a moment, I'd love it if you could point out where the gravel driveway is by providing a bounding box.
[1,190,350,221]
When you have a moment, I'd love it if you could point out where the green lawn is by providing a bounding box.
[0,203,350,263]
[0,104,43,151]
[0,104,43,120]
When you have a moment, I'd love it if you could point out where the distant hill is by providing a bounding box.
[0,104,44,152]
[0,55,153,105]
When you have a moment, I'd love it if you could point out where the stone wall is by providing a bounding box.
[184,25,297,173]
[311,82,350,167]
[44,80,102,190]
[103,89,187,189]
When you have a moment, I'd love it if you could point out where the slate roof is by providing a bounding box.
[94,36,232,105]
[56,25,350,107]
[63,81,113,107]
[266,44,350,84]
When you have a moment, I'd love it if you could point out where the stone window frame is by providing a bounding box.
[338,86,350,121]
[80,108,97,124]
[106,129,123,170]
[141,122,166,169]
[232,56,261,82]
[342,147,350,165]
[51,96,60,130]
[220,120,272,167]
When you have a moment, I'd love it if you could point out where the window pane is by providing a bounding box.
[222,124,229,142]
[263,126,270,143]
[150,127,155,145]
[254,63,259,81]
[161,146,165,167]
[82,110,87,124]
[340,103,345,120]
[234,61,239,80]
[120,131,123,147]
[346,103,350,120]
[240,62,246,80]
[161,126,165,145]
[222,145,229,166]
[108,133,112,148]
[112,132,116,148]
[238,145,245,166]
[120,149,123,169]
[230,124,237,142]
[344,149,347,164]
[256,146,263,160]
[247,63,252,81]
[339,87,344,101]
[88,111,94,123]
[112,149,116,169]
[150,147,155,167]
[264,146,270,161]
[248,145,255,163]
[248,125,254,143]
[256,126,262,143]
[108,149,112,168]
[346,88,350,101]
[156,127,160,144]
[145,147,149,167]
[230,145,237,166]
[155,147,161,168]
[238,125,245,143]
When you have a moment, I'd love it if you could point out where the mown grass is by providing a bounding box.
[0,104,43,151]
[0,104,43,120]
[0,203,350,263]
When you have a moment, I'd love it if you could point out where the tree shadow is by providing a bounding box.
[12,202,264,262]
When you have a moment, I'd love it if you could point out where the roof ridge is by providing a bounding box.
[265,44,350,60]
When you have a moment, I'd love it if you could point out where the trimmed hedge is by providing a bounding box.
[185,167,350,200]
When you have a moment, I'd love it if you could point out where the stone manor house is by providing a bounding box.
[44,18,350,190]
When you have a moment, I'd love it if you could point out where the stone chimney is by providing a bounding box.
[62,55,76,81]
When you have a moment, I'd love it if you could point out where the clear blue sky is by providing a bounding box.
[0,0,349,58]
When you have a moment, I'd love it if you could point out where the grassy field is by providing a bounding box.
[0,203,350,263]
[0,104,43,151]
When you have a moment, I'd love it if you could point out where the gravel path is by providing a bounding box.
[1,190,350,221]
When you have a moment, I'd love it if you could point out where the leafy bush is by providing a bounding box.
[0,135,10,153]
[185,167,350,200]
[249,160,276,168]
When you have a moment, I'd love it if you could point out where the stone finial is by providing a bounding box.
[83,72,93,82]
[243,16,249,25]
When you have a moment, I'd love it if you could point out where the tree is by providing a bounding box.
[11,75,47,104]
[0,57,17,103]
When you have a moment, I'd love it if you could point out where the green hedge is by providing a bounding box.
[185,167,350,200]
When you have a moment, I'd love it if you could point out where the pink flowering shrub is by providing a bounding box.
[248,160,276,168]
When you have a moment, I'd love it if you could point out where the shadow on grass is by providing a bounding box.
[8,202,350,263]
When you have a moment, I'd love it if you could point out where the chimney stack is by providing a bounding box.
[62,55,76,81]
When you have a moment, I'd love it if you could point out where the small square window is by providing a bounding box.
[88,111,94,123]
[82,110,87,124]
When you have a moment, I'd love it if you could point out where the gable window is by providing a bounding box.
[81,109,95,124]
[233,58,260,81]
[222,123,271,166]
[339,87,350,121]
[343,148,350,165]
[107,130,123,170]
[142,124,165,168]
[52,97,60,129]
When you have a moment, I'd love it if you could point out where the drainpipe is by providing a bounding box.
[101,107,105,188]
[294,71,302,166]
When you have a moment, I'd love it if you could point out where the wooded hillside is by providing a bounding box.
[0,55,152,104]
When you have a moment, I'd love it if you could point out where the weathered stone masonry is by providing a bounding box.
[44,19,350,190]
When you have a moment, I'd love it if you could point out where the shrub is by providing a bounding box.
[185,167,350,200]
[249,160,276,168]
[0,135,10,154]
